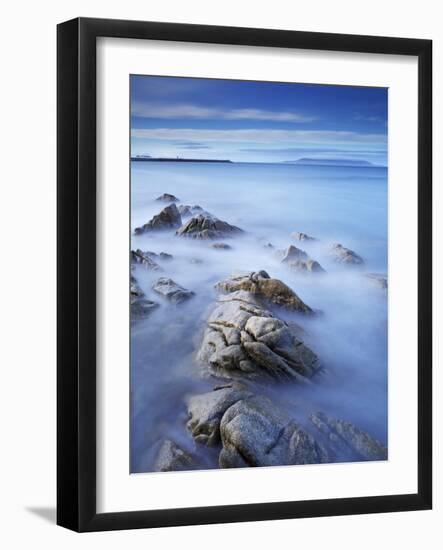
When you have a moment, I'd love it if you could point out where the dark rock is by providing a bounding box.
[176,214,243,240]
[329,243,364,265]
[215,271,313,313]
[130,275,158,319]
[134,203,182,234]
[153,439,196,472]
[291,231,317,242]
[152,277,195,304]
[211,242,232,250]
[155,193,179,203]
[310,412,387,461]
[219,396,330,468]
[178,204,208,218]
[197,289,321,382]
[187,384,253,446]
[131,249,162,271]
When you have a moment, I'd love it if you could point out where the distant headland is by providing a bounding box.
[131,156,233,164]
[285,158,377,167]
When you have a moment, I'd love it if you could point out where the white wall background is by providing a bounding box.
[0,0,440,547]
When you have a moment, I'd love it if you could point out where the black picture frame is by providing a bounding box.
[57,17,432,532]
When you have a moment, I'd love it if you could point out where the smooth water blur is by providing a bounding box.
[130,161,388,473]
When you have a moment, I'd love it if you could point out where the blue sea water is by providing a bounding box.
[130,161,388,473]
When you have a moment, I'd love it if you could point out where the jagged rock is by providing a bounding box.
[141,250,174,262]
[178,204,208,218]
[130,275,158,319]
[176,214,243,240]
[329,243,364,265]
[215,271,313,313]
[187,384,253,446]
[365,273,388,291]
[278,245,308,263]
[219,396,330,468]
[131,249,162,271]
[211,242,232,250]
[134,203,182,234]
[291,231,317,242]
[152,277,195,304]
[153,439,196,472]
[310,412,387,461]
[287,259,325,274]
[156,193,179,203]
[197,289,321,382]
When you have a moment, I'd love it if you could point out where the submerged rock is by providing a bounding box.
[310,412,387,461]
[211,242,232,250]
[215,271,313,313]
[154,439,196,472]
[287,259,326,274]
[178,204,207,218]
[131,249,162,271]
[291,231,317,242]
[197,289,321,382]
[176,214,243,240]
[219,395,330,468]
[278,245,308,263]
[152,277,195,304]
[130,275,158,319]
[134,203,182,234]
[329,243,364,265]
[365,273,388,291]
[187,384,253,446]
[156,193,179,203]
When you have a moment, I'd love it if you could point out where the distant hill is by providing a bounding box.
[286,158,376,167]
[131,157,232,163]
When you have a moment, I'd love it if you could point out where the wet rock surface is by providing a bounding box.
[197,287,321,382]
[215,271,313,313]
[176,214,244,240]
[152,277,195,304]
[154,439,196,472]
[134,203,182,234]
[329,243,364,265]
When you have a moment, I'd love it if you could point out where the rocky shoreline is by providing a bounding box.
[131,193,388,472]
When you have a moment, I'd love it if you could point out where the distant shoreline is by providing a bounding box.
[131,157,233,163]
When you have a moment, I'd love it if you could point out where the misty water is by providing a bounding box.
[130,161,388,473]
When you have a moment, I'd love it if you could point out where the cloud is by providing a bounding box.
[173,141,212,150]
[131,128,387,146]
[131,103,315,123]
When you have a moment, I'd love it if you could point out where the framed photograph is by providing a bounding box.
[57,17,432,532]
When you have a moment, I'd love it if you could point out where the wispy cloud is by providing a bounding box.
[131,103,315,123]
[131,128,387,146]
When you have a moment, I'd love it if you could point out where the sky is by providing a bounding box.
[130,75,388,166]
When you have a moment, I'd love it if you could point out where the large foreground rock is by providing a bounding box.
[187,384,253,446]
[154,440,196,472]
[310,412,387,461]
[219,395,330,468]
[215,271,313,313]
[197,289,321,382]
[134,203,182,234]
[329,243,364,265]
[152,277,195,304]
[176,214,243,240]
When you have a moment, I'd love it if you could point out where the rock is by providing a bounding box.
[291,231,317,242]
[211,242,232,250]
[134,203,182,234]
[141,250,174,262]
[155,193,179,203]
[365,273,388,291]
[219,396,330,468]
[263,242,274,249]
[278,245,308,263]
[287,259,326,274]
[152,277,195,304]
[187,384,253,446]
[310,412,387,461]
[153,439,195,472]
[130,275,159,319]
[329,243,364,265]
[215,271,313,313]
[178,204,207,218]
[189,258,204,265]
[176,214,243,240]
[197,289,321,382]
[131,249,162,271]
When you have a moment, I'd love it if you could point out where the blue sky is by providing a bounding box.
[131,75,388,165]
